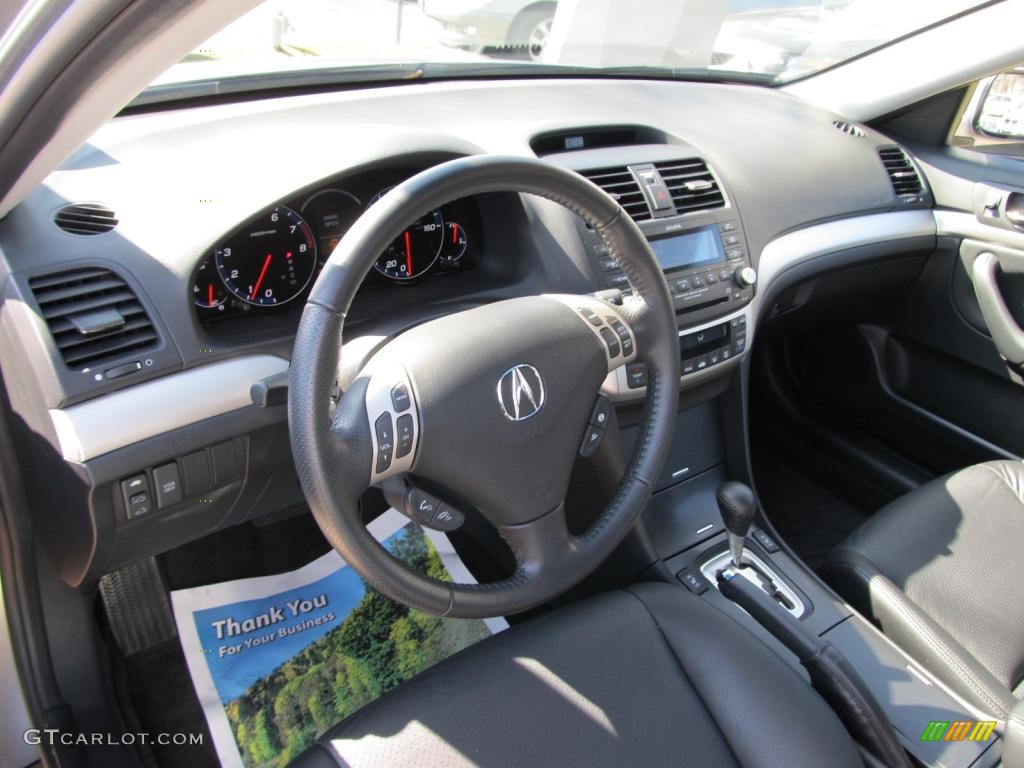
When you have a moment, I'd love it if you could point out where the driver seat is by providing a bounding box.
[291,582,867,767]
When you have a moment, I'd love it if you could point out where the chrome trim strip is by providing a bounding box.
[50,355,289,462]
[606,210,936,402]
[754,210,937,302]
[934,209,1024,252]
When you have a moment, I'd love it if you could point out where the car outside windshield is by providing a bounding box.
[145,0,988,100]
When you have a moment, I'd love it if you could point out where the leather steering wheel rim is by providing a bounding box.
[289,155,680,618]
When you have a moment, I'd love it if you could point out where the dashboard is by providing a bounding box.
[192,170,483,323]
[0,75,939,587]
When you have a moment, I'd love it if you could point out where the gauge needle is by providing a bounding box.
[208,284,214,307]
[404,231,413,276]
[251,253,272,299]
[452,224,459,244]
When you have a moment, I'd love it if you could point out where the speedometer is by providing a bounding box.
[214,206,317,306]
[369,188,444,281]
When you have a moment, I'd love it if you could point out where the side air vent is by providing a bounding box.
[832,120,866,138]
[29,268,158,370]
[878,147,923,196]
[654,159,726,214]
[53,203,118,235]
[580,166,652,222]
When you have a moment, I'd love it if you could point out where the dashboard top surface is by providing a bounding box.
[0,76,913,411]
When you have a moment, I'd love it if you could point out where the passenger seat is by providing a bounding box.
[823,460,1024,720]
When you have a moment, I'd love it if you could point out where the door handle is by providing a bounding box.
[971,251,1024,365]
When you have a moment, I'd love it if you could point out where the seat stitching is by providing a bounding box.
[979,463,1024,510]
[867,572,1011,719]
[812,645,907,767]
[620,588,743,767]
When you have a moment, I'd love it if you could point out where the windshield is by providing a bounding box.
[146,0,987,99]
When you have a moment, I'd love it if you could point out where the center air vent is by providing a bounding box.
[878,147,923,196]
[53,203,118,235]
[654,159,725,214]
[579,166,652,222]
[29,267,158,371]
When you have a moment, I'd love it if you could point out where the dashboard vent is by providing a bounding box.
[580,166,652,222]
[53,203,118,235]
[654,159,725,214]
[832,120,866,138]
[29,267,158,370]
[878,147,923,196]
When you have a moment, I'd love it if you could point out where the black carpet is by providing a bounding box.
[111,511,333,767]
[752,447,870,571]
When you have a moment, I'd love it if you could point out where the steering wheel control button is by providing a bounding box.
[396,414,414,459]
[579,307,603,327]
[626,363,647,389]
[153,462,182,508]
[374,413,395,473]
[579,424,605,458]
[608,318,634,356]
[589,396,612,428]
[121,474,151,520]
[391,383,411,412]
[676,568,710,595]
[430,504,464,532]
[407,488,441,524]
[598,327,621,358]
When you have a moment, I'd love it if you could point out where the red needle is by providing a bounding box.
[208,283,214,306]
[251,253,272,299]
[404,231,413,276]
[452,223,458,244]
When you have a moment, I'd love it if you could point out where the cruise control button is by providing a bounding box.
[396,413,414,459]
[579,424,605,458]
[598,327,621,358]
[589,395,612,429]
[579,307,603,327]
[374,413,394,473]
[391,383,411,412]
[608,319,634,357]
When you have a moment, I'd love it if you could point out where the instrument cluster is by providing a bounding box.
[192,173,481,322]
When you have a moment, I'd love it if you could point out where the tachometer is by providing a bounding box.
[214,206,317,306]
[369,187,444,281]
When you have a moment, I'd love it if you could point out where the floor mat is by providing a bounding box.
[752,447,870,570]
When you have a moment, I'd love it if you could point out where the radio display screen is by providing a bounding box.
[649,226,726,271]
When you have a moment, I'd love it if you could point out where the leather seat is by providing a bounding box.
[291,582,865,767]
[824,460,1024,720]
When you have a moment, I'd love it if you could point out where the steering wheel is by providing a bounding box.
[289,155,680,619]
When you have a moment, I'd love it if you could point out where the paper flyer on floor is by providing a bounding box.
[170,509,508,768]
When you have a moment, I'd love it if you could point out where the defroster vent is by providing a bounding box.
[29,267,158,370]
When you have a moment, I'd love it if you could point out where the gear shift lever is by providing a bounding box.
[716,481,756,567]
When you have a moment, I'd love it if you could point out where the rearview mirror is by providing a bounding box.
[977,72,1024,139]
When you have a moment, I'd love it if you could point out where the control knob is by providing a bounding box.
[734,266,757,288]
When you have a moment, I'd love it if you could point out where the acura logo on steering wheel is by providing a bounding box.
[497,364,545,422]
